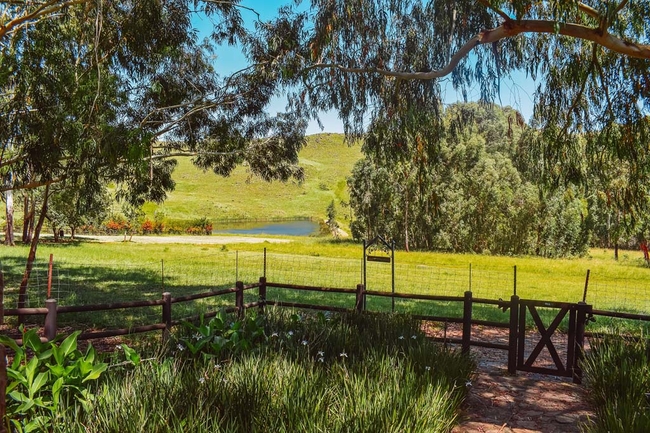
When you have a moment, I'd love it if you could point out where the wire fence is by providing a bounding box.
[1,250,650,319]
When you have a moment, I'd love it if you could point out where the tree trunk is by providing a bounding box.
[4,187,14,246]
[404,194,410,253]
[18,185,50,321]
[22,193,35,244]
[614,243,619,261]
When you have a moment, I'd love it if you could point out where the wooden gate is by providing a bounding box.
[511,299,592,384]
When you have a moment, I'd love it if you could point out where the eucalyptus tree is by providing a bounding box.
[266,0,650,228]
[0,1,308,311]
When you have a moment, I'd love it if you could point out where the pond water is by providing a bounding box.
[213,220,320,236]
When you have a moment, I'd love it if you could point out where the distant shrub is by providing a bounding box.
[105,215,127,233]
[141,219,154,234]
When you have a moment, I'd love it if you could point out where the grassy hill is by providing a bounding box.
[142,133,362,224]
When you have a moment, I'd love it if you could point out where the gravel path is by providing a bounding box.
[424,323,596,433]
[74,234,292,245]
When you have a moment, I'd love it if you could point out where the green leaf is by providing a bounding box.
[8,390,29,403]
[82,363,107,383]
[24,416,52,433]
[51,377,64,412]
[84,344,96,364]
[47,363,75,379]
[25,357,38,387]
[59,331,80,359]
[36,348,53,361]
[29,372,49,398]
[23,329,46,354]
[0,335,22,354]
[51,345,63,366]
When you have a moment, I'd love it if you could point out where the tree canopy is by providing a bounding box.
[0,0,307,206]
[262,0,650,219]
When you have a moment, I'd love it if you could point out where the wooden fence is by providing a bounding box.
[2,274,650,429]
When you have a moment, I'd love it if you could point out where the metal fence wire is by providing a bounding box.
[1,251,650,315]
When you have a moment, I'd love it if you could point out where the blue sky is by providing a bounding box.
[193,1,537,135]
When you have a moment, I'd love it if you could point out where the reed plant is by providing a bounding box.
[53,310,474,432]
[582,333,650,432]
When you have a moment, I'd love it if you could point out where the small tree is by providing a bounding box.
[326,200,340,238]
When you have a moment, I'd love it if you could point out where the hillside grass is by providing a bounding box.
[141,133,362,224]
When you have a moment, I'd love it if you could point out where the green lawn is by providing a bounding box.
[141,133,362,225]
[1,238,649,332]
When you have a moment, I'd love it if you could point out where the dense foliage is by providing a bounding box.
[348,103,593,257]
[582,334,650,432]
[2,310,475,432]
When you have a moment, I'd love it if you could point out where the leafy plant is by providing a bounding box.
[582,334,650,432]
[0,328,108,432]
[178,310,266,360]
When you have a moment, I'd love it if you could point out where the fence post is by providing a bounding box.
[47,254,53,300]
[44,299,57,341]
[582,269,590,303]
[508,294,520,375]
[355,284,364,312]
[258,277,267,314]
[0,344,5,433]
[162,292,172,341]
[236,281,244,317]
[462,291,472,355]
[573,302,591,384]
[0,269,4,325]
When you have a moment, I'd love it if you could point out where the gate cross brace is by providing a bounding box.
[524,306,568,372]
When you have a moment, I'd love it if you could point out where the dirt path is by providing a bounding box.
[73,234,292,245]
[425,324,595,433]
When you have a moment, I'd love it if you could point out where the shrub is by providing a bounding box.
[63,310,474,432]
[140,219,154,234]
[105,215,127,233]
[0,328,108,432]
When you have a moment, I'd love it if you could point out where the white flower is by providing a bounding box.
[398,335,405,340]
[465,380,472,388]
[115,345,122,350]
[425,366,431,371]
[287,331,294,337]
[177,343,185,351]
[198,377,205,384]
[301,340,308,346]
[193,333,202,340]
[214,364,222,370]
[317,351,325,357]
[340,352,348,358]
[318,357,325,363]
[271,332,279,338]
[411,335,417,340]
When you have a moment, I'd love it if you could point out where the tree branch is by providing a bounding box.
[578,2,601,20]
[0,0,89,41]
[0,176,65,193]
[306,19,650,80]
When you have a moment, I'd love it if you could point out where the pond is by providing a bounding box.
[213,220,320,236]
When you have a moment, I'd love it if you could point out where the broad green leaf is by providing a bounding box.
[82,363,107,383]
[0,335,22,354]
[84,345,96,364]
[25,357,38,386]
[23,329,45,354]
[36,348,53,361]
[59,331,80,359]
[29,372,49,398]
[51,377,64,412]
[51,345,63,366]
[8,390,29,403]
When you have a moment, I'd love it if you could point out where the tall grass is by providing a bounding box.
[54,310,475,432]
[582,334,650,432]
